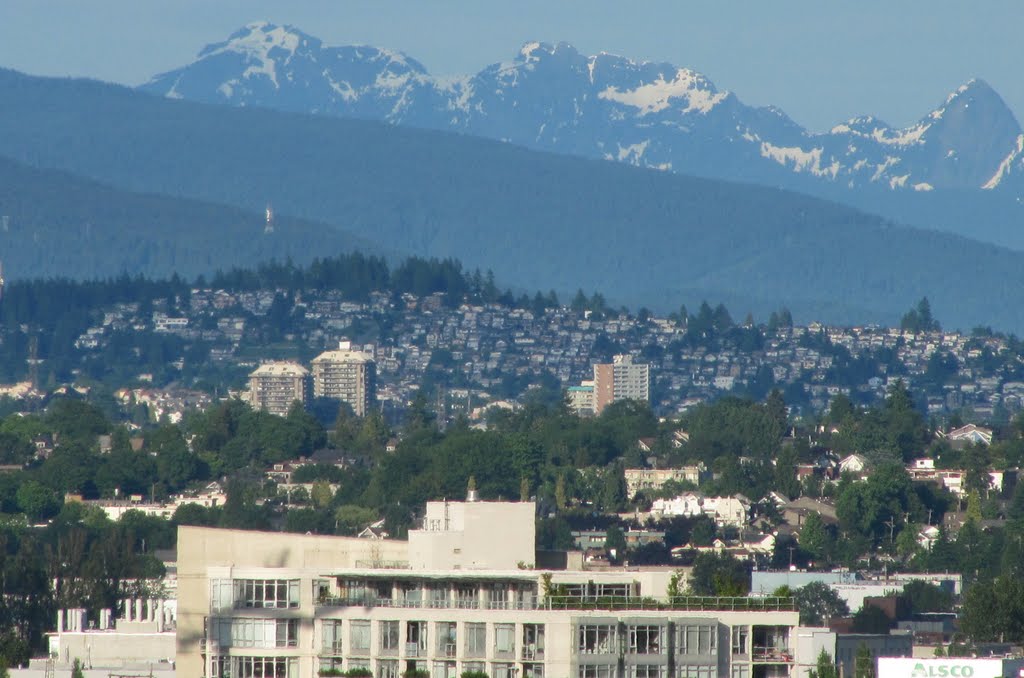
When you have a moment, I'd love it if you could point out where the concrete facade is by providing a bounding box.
[248,361,311,416]
[178,501,805,678]
[311,342,377,417]
[593,355,650,414]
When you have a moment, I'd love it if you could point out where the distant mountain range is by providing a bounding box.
[3,67,1024,331]
[142,23,1024,203]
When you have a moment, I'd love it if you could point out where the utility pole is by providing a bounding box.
[885,517,896,544]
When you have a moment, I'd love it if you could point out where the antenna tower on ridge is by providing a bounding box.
[264,204,274,234]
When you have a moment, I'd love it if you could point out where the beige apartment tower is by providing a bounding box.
[593,354,650,414]
[311,341,377,416]
[247,361,311,417]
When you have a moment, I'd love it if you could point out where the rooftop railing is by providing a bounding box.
[316,595,795,613]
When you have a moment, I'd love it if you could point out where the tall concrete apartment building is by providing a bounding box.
[179,498,803,678]
[247,361,311,417]
[594,354,650,414]
[311,341,377,417]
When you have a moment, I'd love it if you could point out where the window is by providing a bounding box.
[494,624,515,655]
[379,660,400,678]
[487,584,509,609]
[578,624,617,655]
[463,662,485,675]
[427,586,450,608]
[351,620,371,653]
[731,627,749,656]
[314,578,332,603]
[322,620,343,654]
[524,664,544,678]
[231,579,300,609]
[211,579,234,611]
[628,625,663,655]
[679,668,717,678]
[213,656,297,678]
[340,579,371,601]
[679,626,716,655]
[522,624,545,660]
[492,663,515,678]
[407,621,428,656]
[579,665,616,678]
[381,621,400,654]
[516,587,538,610]
[320,658,344,675]
[212,619,297,649]
[731,666,748,678]
[630,667,664,678]
[437,622,457,657]
[465,623,487,658]
[432,661,457,678]
[456,586,478,609]
[399,583,421,607]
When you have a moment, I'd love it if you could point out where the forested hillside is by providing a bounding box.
[2,70,1024,329]
[0,155,382,280]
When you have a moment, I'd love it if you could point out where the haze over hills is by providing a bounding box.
[139,23,1024,246]
[0,154,380,280]
[3,67,1024,330]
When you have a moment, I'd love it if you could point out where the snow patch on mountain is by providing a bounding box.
[983,134,1024,189]
[616,140,650,163]
[759,142,840,179]
[598,69,727,115]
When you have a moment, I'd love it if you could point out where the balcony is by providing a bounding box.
[317,595,793,613]
[752,647,793,663]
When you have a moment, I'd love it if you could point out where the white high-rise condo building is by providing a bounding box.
[248,361,311,417]
[312,341,377,416]
[593,355,650,414]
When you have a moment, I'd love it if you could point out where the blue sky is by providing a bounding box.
[2,0,1021,132]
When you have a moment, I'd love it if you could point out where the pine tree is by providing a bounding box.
[808,650,838,678]
[854,643,876,678]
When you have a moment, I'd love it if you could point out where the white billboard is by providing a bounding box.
[878,658,1024,678]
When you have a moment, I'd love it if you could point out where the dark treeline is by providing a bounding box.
[2,253,559,331]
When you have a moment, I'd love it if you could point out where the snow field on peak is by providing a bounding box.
[598,69,727,115]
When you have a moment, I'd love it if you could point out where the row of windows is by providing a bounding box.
[318,659,543,678]
[578,624,717,656]
[210,618,297,649]
[210,656,297,678]
[580,666,718,678]
[319,620,544,658]
[333,579,537,609]
[211,579,301,610]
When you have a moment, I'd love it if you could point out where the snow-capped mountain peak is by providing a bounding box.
[140,25,1024,196]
